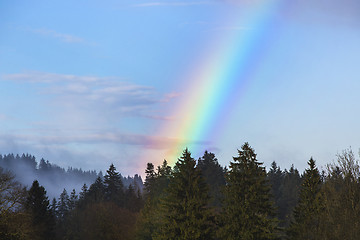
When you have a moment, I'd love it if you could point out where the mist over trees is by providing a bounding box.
[0,154,143,199]
[1,144,360,239]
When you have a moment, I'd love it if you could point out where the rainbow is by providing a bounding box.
[151,0,283,166]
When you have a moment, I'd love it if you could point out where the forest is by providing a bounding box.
[0,142,359,239]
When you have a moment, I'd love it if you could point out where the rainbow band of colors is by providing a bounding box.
[157,0,281,165]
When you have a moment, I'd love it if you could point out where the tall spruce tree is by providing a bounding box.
[197,151,226,208]
[26,180,55,240]
[136,160,172,240]
[219,142,278,240]
[86,176,105,204]
[104,164,125,206]
[154,149,215,240]
[268,161,283,205]
[57,189,70,220]
[287,158,323,240]
[277,165,301,227]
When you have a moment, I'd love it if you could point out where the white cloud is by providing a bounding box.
[26,27,96,45]
[133,1,213,7]
[2,71,174,120]
[161,92,181,102]
[2,71,110,83]
[205,26,248,32]
[0,114,8,121]
[0,130,190,150]
[0,71,184,174]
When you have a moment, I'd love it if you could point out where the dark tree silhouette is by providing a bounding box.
[219,143,278,240]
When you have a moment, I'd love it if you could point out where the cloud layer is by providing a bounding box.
[133,1,214,7]
[0,71,186,173]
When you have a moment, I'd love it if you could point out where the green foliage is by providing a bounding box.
[125,184,143,212]
[268,161,283,206]
[57,188,70,220]
[219,142,278,240]
[197,151,226,209]
[275,165,301,228]
[65,202,137,240]
[287,158,323,240]
[10,146,360,240]
[104,164,125,206]
[26,180,55,240]
[86,176,105,204]
[154,149,215,240]
[136,160,172,240]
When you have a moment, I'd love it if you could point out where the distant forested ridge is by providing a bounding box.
[0,153,143,198]
[1,144,360,239]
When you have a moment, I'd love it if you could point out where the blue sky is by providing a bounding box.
[1,0,360,175]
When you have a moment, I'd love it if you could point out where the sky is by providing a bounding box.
[1,0,360,176]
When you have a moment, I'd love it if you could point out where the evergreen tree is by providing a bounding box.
[277,165,301,227]
[57,188,70,220]
[79,183,88,200]
[87,176,105,204]
[77,183,88,208]
[219,142,278,240]
[144,163,156,195]
[125,184,142,212]
[26,180,55,240]
[136,160,172,240]
[69,189,78,211]
[104,164,125,206]
[287,158,323,240]
[268,161,283,204]
[154,149,215,240]
[197,151,226,208]
[50,197,57,219]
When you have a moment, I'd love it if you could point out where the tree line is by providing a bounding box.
[0,153,143,199]
[1,143,360,239]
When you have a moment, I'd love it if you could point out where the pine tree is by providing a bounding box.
[104,164,125,206]
[26,180,55,240]
[57,188,70,220]
[277,165,301,227]
[136,160,172,240]
[197,151,226,208]
[50,197,57,219]
[219,142,278,240]
[268,161,283,204]
[287,158,323,240]
[69,189,78,211]
[144,163,156,195]
[79,183,88,200]
[154,149,215,240]
[87,176,105,204]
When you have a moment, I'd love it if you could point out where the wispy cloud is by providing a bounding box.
[0,114,8,121]
[2,71,174,118]
[142,114,175,121]
[161,92,181,102]
[31,28,84,43]
[26,27,96,45]
[133,1,213,7]
[0,71,183,174]
[2,71,109,83]
[1,132,181,149]
[205,26,248,32]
